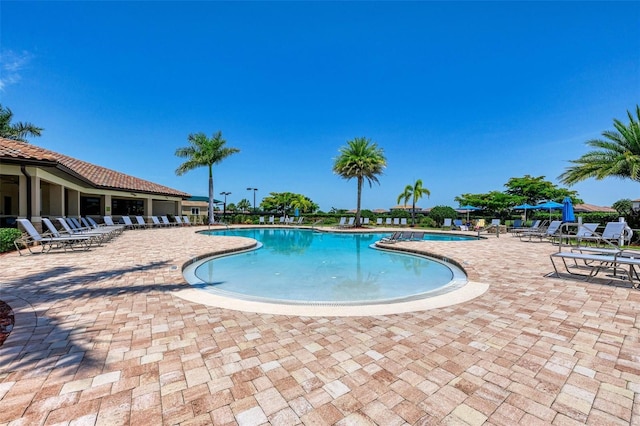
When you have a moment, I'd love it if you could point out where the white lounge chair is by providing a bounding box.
[443,218,452,229]
[121,216,137,230]
[519,220,562,242]
[15,218,91,255]
[151,216,164,227]
[347,217,355,227]
[268,216,275,225]
[576,222,632,247]
[393,218,400,226]
[88,217,124,235]
[376,218,383,226]
[400,218,407,226]
[385,218,392,226]
[259,216,265,225]
[56,217,109,244]
[161,216,176,227]
[182,216,193,226]
[135,216,150,229]
[174,216,184,226]
[336,217,347,228]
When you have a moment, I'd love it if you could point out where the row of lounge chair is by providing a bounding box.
[379,231,425,243]
[259,216,304,225]
[336,217,411,228]
[112,215,194,229]
[14,217,125,255]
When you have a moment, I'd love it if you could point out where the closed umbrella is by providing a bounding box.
[561,197,575,223]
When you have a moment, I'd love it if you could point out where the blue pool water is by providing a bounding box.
[184,229,468,304]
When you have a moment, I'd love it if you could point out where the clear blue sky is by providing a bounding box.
[2,1,639,211]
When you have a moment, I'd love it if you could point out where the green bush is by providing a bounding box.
[0,228,22,253]
[420,216,437,228]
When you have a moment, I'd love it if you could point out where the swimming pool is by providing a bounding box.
[183,229,468,305]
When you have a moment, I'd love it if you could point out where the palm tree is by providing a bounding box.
[0,104,43,142]
[175,131,240,225]
[333,137,386,226]
[559,106,640,185]
[398,179,431,226]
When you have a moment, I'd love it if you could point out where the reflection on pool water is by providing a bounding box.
[183,229,468,305]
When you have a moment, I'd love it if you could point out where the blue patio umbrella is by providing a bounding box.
[458,204,481,221]
[534,201,564,219]
[512,203,535,221]
[561,197,575,223]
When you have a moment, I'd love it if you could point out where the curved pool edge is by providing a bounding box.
[177,229,490,316]
[172,280,489,317]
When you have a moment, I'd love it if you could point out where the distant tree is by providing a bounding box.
[237,199,251,213]
[226,202,237,213]
[175,131,240,225]
[0,104,43,142]
[504,175,582,205]
[612,198,633,216]
[455,191,521,218]
[428,206,458,227]
[260,192,318,214]
[560,106,640,186]
[397,179,430,226]
[333,137,386,227]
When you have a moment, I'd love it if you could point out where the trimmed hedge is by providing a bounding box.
[0,228,22,253]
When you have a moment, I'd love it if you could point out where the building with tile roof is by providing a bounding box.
[0,137,190,228]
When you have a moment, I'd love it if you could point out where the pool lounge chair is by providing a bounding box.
[151,216,165,228]
[82,217,120,239]
[575,221,632,247]
[268,216,275,225]
[182,216,193,226]
[393,218,400,226]
[88,217,124,235]
[519,220,562,242]
[550,248,640,289]
[362,217,370,226]
[259,216,265,225]
[376,218,383,226]
[336,217,347,228]
[379,231,402,243]
[385,218,392,226]
[15,218,92,255]
[56,217,110,244]
[400,218,408,226]
[508,219,523,232]
[511,220,544,236]
[443,218,452,229]
[135,216,151,229]
[453,219,468,231]
[161,216,176,227]
[121,216,138,230]
[174,216,184,226]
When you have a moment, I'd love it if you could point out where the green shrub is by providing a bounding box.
[419,216,436,228]
[0,228,22,253]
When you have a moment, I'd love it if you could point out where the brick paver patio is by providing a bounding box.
[1,226,638,425]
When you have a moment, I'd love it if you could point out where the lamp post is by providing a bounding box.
[246,187,258,214]
[220,191,231,218]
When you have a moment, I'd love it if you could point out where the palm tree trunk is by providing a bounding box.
[208,165,214,225]
[411,200,416,227]
[355,177,363,227]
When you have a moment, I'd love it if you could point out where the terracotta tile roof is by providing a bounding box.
[0,137,189,198]
[573,203,616,213]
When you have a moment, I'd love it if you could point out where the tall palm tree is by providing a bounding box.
[559,106,640,185]
[175,131,240,225]
[398,179,431,226]
[0,104,43,142]
[333,137,386,226]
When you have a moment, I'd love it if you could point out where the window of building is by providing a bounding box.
[112,198,144,215]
